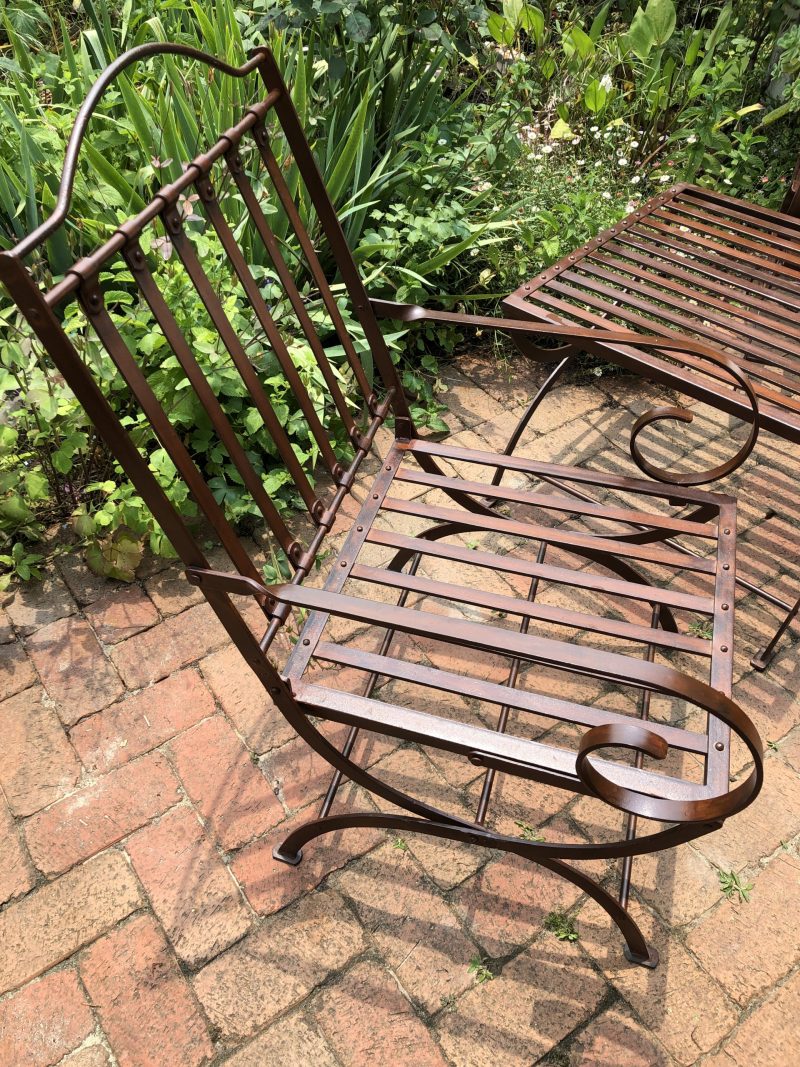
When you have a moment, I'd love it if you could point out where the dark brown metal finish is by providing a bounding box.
[504,181,800,667]
[1,43,765,970]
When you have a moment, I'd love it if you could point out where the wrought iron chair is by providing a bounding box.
[1,44,764,968]
[505,179,800,670]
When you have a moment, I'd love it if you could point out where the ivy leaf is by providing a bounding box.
[24,470,49,501]
[85,527,143,583]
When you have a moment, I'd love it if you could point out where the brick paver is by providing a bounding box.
[169,715,284,850]
[0,850,141,993]
[80,914,214,1067]
[69,668,215,773]
[0,686,81,816]
[0,968,93,1067]
[84,584,159,644]
[126,805,251,968]
[26,615,125,726]
[0,358,798,1064]
[23,751,180,876]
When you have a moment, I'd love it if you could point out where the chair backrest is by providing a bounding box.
[0,43,411,607]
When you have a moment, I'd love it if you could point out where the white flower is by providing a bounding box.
[601,191,612,199]
[659,174,671,183]
[631,175,641,184]
[600,74,613,91]
[590,125,599,133]
[625,200,637,212]
[576,158,585,165]
[723,177,732,185]
[542,144,554,154]
[687,134,697,144]
[571,137,580,144]
[438,138,447,146]
[630,140,639,148]
[595,160,603,167]
[618,156,628,166]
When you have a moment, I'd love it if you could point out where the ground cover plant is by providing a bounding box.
[1,0,798,584]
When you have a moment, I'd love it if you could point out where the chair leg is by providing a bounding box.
[751,590,800,671]
[273,809,664,967]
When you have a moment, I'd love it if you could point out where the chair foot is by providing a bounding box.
[624,943,659,969]
[272,845,303,866]
[751,592,800,671]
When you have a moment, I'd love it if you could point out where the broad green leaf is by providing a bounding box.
[568,26,595,60]
[706,3,732,54]
[487,12,514,46]
[550,117,574,139]
[519,5,545,44]
[584,79,608,113]
[344,11,372,43]
[503,0,524,23]
[590,1,613,41]
[645,0,676,46]
[626,7,654,60]
[24,470,49,501]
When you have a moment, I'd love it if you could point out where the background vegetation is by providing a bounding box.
[1,0,799,584]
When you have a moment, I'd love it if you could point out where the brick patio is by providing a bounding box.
[1,352,799,1067]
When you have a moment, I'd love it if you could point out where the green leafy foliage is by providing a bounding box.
[0,0,796,587]
[544,911,579,942]
[719,869,754,903]
[467,955,495,983]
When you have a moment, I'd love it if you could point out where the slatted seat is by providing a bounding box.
[1,42,763,970]
[504,181,800,667]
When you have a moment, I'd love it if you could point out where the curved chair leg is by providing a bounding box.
[491,351,576,487]
[273,809,674,967]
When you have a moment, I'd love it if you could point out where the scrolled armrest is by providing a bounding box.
[370,298,760,487]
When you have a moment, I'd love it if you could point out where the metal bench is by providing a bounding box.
[1,43,764,968]
[505,180,800,670]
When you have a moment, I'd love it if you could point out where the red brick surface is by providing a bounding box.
[0,968,94,1067]
[0,641,35,701]
[0,686,80,816]
[27,616,124,725]
[69,669,215,773]
[0,850,141,993]
[0,793,35,905]
[315,960,449,1067]
[80,914,214,1067]
[169,715,284,850]
[110,602,226,688]
[24,751,180,876]
[85,585,159,644]
[126,806,251,967]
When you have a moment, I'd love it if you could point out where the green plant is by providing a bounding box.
[718,869,754,903]
[688,618,714,640]
[0,541,44,589]
[515,820,545,842]
[543,910,579,941]
[467,955,495,983]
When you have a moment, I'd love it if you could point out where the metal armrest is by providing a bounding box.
[370,297,760,487]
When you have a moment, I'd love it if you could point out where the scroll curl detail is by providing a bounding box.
[628,350,760,487]
[575,681,763,825]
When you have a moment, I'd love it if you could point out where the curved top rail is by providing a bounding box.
[10,41,271,261]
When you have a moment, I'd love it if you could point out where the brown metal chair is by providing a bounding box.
[505,179,800,670]
[1,44,764,968]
